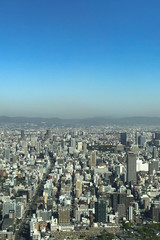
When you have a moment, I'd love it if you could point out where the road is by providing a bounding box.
[14,157,55,240]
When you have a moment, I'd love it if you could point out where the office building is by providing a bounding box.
[152,146,157,159]
[128,206,133,221]
[75,177,82,198]
[120,133,127,145]
[151,204,160,222]
[90,151,96,167]
[3,199,16,218]
[127,152,137,183]
[58,206,70,225]
[4,148,10,161]
[71,138,76,149]
[149,160,159,175]
[16,202,24,218]
[155,132,160,140]
[135,132,139,145]
[77,141,82,151]
[46,129,51,139]
[95,199,106,223]
[138,134,146,147]
[21,130,25,139]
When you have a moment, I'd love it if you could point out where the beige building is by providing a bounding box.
[90,151,96,167]
[58,206,70,225]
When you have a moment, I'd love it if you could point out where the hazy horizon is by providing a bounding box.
[1,0,160,118]
[1,114,160,120]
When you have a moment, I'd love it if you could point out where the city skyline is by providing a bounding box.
[1,0,160,118]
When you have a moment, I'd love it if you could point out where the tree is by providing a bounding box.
[123,221,131,229]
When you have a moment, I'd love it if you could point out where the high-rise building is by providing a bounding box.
[120,133,127,145]
[155,132,160,140]
[111,193,127,213]
[75,177,82,198]
[21,130,25,139]
[4,148,10,161]
[135,132,139,145]
[151,204,160,222]
[149,159,159,175]
[77,142,82,151]
[127,152,137,183]
[138,134,146,147]
[46,129,51,139]
[83,143,87,154]
[40,131,44,140]
[117,204,126,219]
[36,141,41,154]
[95,199,106,223]
[152,146,157,159]
[71,138,76,149]
[3,199,16,218]
[16,202,24,218]
[58,206,70,225]
[90,151,96,167]
[128,206,133,221]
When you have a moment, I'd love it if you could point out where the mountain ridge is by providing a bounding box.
[0,116,160,126]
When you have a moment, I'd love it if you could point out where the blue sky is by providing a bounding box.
[0,0,160,118]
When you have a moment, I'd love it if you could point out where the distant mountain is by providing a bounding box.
[118,117,160,126]
[0,116,160,126]
[0,116,112,126]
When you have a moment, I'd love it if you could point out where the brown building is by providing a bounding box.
[58,206,70,225]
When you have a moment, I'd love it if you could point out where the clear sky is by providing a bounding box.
[0,0,160,118]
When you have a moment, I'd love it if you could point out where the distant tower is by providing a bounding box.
[5,148,10,161]
[90,151,96,167]
[120,133,127,145]
[155,132,160,140]
[40,131,44,140]
[135,132,139,145]
[127,152,137,183]
[83,143,87,154]
[21,130,25,139]
[152,146,157,159]
[138,134,146,147]
[46,129,51,139]
[71,138,76,149]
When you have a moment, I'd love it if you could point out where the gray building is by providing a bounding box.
[138,134,146,147]
[152,146,158,159]
[127,152,137,183]
[16,202,24,218]
[3,199,16,218]
[149,159,159,175]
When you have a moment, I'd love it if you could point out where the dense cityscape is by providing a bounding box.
[0,122,160,240]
